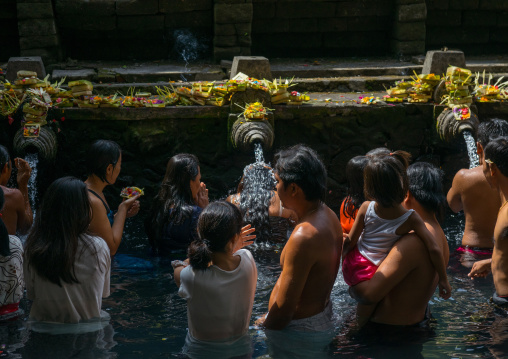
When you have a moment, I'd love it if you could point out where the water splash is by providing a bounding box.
[24,152,38,213]
[254,142,265,164]
[463,130,479,169]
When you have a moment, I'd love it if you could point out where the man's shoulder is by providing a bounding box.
[1,185,22,199]
[454,167,485,185]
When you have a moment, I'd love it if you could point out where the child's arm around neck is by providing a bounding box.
[401,212,452,299]
[342,201,369,259]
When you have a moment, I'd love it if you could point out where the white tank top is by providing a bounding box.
[357,201,414,266]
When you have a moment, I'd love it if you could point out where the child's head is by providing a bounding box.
[364,151,411,208]
[407,162,445,214]
[188,201,243,270]
[484,136,508,179]
[344,156,368,217]
[477,119,508,148]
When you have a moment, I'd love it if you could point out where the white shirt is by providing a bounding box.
[0,235,24,306]
[25,235,111,323]
[179,249,257,341]
[357,201,414,266]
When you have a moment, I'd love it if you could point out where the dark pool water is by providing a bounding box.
[1,212,506,358]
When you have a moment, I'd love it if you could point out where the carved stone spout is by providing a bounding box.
[230,115,274,152]
[13,127,58,161]
[436,108,479,142]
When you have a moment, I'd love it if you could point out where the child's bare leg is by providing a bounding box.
[356,303,376,327]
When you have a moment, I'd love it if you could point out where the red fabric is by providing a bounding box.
[342,246,378,286]
[340,199,357,234]
[0,302,19,315]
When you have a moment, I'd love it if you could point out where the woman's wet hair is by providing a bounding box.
[24,176,99,286]
[364,150,411,208]
[343,156,368,219]
[239,163,276,241]
[274,144,327,202]
[147,154,200,251]
[407,162,445,215]
[188,201,243,270]
[485,136,508,177]
[0,145,10,172]
[85,140,121,183]
[0,189,11,257]
[477,119,508,147]
[366,147,391,156]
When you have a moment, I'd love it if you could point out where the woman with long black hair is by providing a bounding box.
[146,153,209,255]
[24,177,111,323]
[0,189,24,320]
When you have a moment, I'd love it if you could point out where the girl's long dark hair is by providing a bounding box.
[188,201,242,270]
[24,176,98,286]
[147,154,200,248]
[0,189,11,257]
[239,163,275,242]
[343,156,368,219]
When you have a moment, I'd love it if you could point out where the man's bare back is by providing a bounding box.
[268,204,342,322]
[0,185,31,235]
[448,166,499,248]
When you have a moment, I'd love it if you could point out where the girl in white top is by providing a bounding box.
[24,177,111,325]
[342,151,451,325]
[0,190,24,320]
[173,201,257,359]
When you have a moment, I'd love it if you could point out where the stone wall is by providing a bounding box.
[0,0,19,62]
[214,0,252,60]
[53,0,213,60]
[391,0,426,56]
[251,0,395,57]
[425,0,508,54]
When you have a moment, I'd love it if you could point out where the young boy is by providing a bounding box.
[469,137,508,305]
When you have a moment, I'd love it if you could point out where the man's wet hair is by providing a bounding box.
[0,145,10,171]
[485,136,508,178]
[364,151,410,208]
[477,119,508,147]
[274,144,327,202]
[407,162,445,214]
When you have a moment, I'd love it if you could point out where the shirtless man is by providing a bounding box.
[447,119,508,266]
[469,137,508,306]
[350,162,449,327]
[261,145,342,332]
[0,145,32,235]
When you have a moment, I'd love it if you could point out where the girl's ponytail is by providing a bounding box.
[188,239,212,270]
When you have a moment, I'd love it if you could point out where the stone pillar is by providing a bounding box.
[214,0,253,62]
[16,0,61,63]
[391,0,426,56]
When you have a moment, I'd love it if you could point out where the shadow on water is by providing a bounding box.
[2,211,506,358]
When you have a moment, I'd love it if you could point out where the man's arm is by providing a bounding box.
[12,189,32,234]
[350,234,420,305]
[263,229,315,330]
[447,170,464,213]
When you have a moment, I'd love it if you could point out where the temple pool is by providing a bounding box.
[1,211,505,358]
